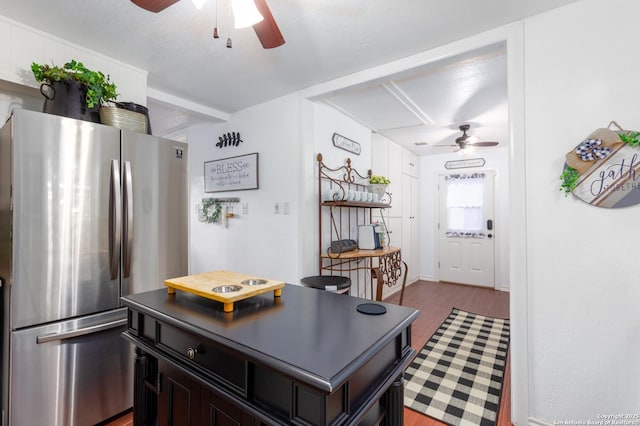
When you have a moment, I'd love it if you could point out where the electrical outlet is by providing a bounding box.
[283,202,289,215]
[242,203,248,214]
[274,202,280,214]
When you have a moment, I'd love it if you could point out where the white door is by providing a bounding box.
[438,171,495,287]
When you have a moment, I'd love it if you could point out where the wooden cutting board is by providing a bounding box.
[164,270,285,312]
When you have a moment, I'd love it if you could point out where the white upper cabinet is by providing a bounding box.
[387,141,403,218]
[371,135,389,179]
[402,148,419,178]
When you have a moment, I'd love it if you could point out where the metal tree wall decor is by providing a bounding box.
[216,132,243,148]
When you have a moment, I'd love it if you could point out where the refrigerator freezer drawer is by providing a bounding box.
[7,309,133,426]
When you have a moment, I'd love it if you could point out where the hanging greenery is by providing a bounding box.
[201,198,222,224]
[559,166,579,195]
[619,131,640,147]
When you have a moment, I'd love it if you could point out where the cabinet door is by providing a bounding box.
[371,136,402,217]
[158,361,201,426]
[202,388,257,426]
[401,148,419,178]
[387,142,403,217]
[401,175,419,285]
[371,135,389,179]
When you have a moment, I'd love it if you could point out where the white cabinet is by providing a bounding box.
[371,136,389,179]
[402,174,419,284]
[371,135,402,218]
[402,149,419,178]
[371,137,421,295]
[387,142,403,218]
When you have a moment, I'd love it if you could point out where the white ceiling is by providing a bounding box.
[320,43,508,154]
[0,0,580,150]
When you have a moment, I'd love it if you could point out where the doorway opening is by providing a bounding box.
[303,23,527,425]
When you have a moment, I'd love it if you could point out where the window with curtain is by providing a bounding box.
[445,173,485,238]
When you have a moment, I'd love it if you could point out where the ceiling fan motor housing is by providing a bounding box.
[456,124,471,144]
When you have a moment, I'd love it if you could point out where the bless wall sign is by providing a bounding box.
[204,153,259,193]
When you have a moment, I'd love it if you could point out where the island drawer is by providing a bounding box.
[156,322,247,395]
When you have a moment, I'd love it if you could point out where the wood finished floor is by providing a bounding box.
[384,280,512,426]
[106,280,511,426]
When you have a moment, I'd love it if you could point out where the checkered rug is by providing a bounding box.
[404,308,510,426]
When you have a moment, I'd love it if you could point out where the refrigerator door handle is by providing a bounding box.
[123,160,134,278]
[36,318,127,344]
[109,159,122,280]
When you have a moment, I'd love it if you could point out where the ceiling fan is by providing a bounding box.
[450,124,499,149]
[131,0,285,49]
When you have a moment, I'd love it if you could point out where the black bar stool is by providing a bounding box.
[300,276,351,294]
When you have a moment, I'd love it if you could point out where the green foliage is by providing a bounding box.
[559,167,579,195]
[619,131,640,147]
[31,59,118,108]
[369,175,391,184]
[201,198,222,224]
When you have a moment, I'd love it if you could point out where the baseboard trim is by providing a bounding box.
[419,275,435,281]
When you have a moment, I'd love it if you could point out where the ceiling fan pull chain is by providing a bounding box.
[213,0,220,38]
[226,0,233,47]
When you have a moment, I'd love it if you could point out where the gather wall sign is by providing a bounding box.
[560,121,640,208]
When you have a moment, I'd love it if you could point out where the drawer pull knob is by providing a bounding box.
[186,347,197,359]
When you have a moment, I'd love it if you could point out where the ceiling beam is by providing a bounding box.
[147,87,230,122]
[381,81,434,127]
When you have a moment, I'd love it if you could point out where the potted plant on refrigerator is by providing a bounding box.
[31,59,118,123]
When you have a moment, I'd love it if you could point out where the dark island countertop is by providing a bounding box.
[121,284,419,393]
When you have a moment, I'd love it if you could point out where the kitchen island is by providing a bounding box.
[121,284,419,425]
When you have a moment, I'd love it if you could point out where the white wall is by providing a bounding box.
[187,97,372,285]
[313,102,372,173]
[187,94,303,284]
[523,0,640,422]
[419,147,510,290]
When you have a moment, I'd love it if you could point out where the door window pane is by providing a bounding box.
[445,173,485,235]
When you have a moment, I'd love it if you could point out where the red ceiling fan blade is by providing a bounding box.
[131,0,180,13]
[252,0,285,49]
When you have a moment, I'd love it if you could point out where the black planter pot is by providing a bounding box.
[40,80,101,123]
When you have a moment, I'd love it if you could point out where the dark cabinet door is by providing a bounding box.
[158,361,202,426]
[158,359,258,426]
[201,389,257,426]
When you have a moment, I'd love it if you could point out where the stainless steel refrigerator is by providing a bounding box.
[0,109,189,425]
